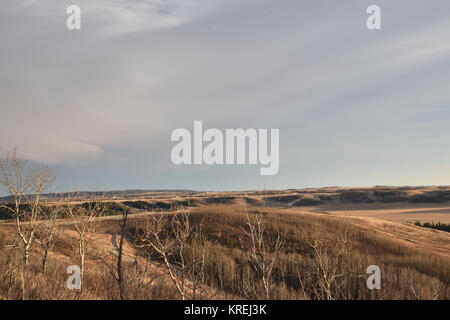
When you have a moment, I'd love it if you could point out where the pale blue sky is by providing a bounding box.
[1,0,450,193]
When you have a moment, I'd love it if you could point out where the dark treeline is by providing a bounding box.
[414,221,450,233]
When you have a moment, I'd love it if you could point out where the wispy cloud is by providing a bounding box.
[19,0,227,35]
[104,0,226,34]
[0,135,103,166]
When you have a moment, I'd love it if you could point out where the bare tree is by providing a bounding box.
[431,279,443,300]
[0,149,54,266]
[62,193,108,292]
[37,203,60,272]
[307,237,346,300]
[299,227,354,300]
[98,208,130,300]
[129,253,165,299]
[241,209,283,299]
[136,212,187,299]
[135,209,213,300]
[402,272,420,299]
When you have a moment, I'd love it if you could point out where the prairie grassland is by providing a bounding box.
[0,203,448,300]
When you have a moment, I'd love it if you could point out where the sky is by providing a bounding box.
[1,0,450,194]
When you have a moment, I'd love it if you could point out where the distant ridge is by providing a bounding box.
[2,186,450,204]
[0,189,200,202]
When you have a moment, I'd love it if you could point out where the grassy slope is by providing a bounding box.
[0,202,448,300]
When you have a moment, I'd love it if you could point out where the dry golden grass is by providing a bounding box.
[0,192,449,300]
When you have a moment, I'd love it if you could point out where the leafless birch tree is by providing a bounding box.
[135,209,214,300]
[0,149,54,266]
[241,209,283,299]
[37,203,60,272]
[61,193,108,292]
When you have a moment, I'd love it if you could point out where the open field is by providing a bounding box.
[318,202,450,223]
